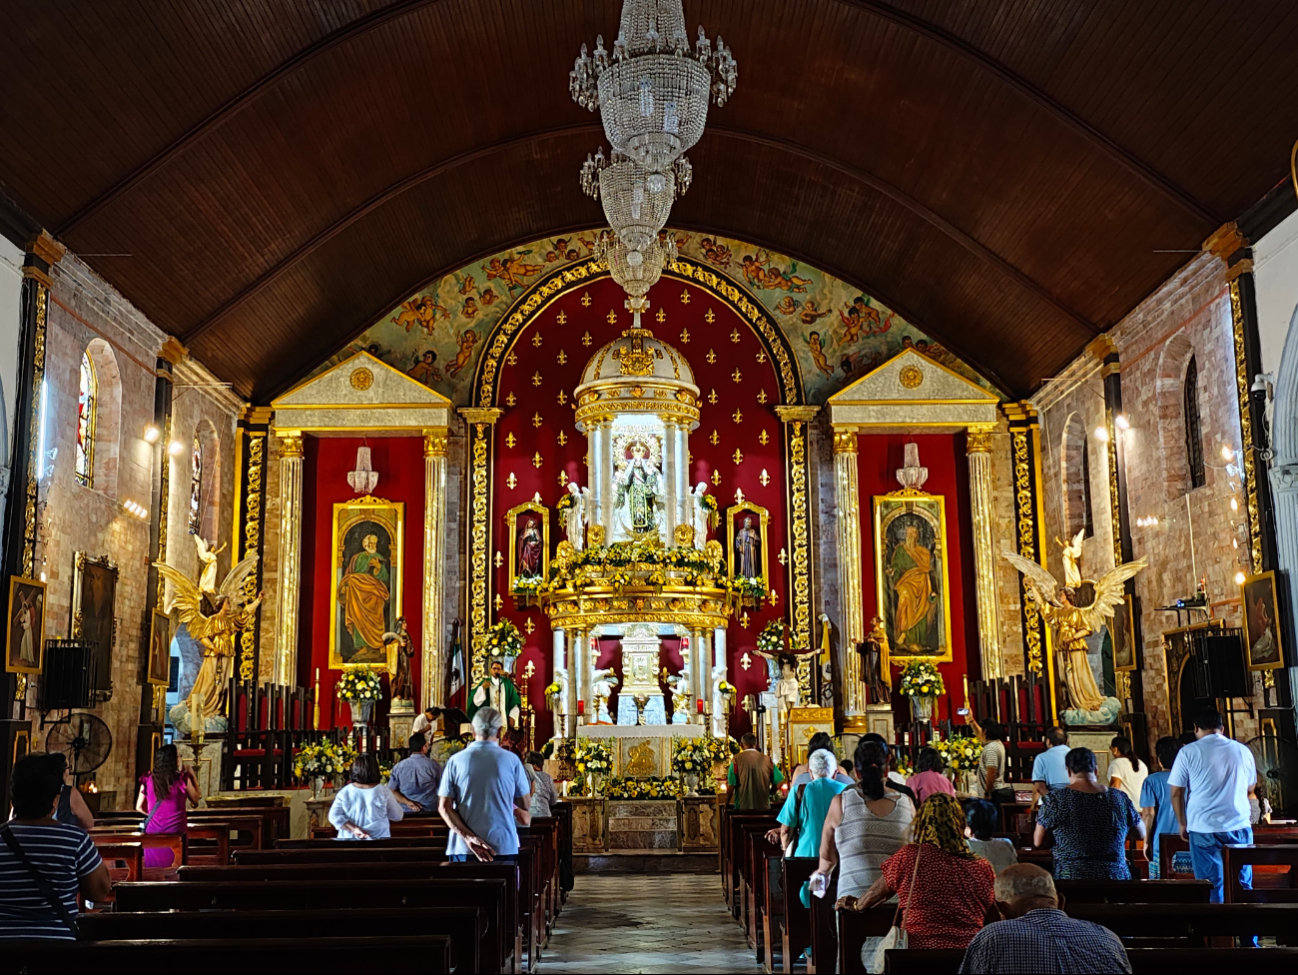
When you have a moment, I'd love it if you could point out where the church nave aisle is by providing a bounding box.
[540,873,762,974]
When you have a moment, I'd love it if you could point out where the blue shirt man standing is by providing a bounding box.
[1138,736,1182,878]
[387,732,443,812]
[437,707,531,862]
[1169,706,1256,902]
[1031,727,1071,807]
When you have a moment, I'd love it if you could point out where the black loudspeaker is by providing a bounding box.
[39,640,96,710]
[1194,633,1250,699]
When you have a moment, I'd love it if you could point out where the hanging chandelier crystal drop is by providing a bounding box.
[580,149,691,252]
[598,231,678,298]
[570,0,737,174]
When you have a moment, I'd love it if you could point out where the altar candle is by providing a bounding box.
[697,698,704,714]
[577,699,585,715]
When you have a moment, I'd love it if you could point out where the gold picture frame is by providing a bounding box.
[726,501,770,588]
[1242,570,1285,672]
[873,491,954,663]
[71,552,117,692]
[147,609,171,686]
[1111,593,1137,673]
[5,576,46,675]
[507,502,549,593]
[329,495,404,671]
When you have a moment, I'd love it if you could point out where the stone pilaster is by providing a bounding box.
[273,433,304,686]
[831,426,866,721]
[422,427,449,708]
[966,426,1002,681]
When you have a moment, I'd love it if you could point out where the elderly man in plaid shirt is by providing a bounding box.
[959,864,1130,974]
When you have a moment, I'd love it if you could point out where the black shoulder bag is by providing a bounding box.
[0,823,81,938]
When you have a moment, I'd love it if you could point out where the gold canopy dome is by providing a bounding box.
[573,327,701,431]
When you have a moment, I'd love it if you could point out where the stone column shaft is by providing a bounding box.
[664,421,678,540]
[832,428,866,717]
[966,428,1002,681]
[274,434,305,687]
[713,628,728,737]
[422,428,449,708]
[571,629,587,728]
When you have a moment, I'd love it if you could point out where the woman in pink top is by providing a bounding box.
[907,747,956,805]
[135,744,201,868]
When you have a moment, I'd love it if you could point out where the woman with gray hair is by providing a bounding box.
[767,748,848,857]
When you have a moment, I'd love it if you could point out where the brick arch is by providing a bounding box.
[1059,411,1088,539]
[1155,332,1197,501]
[84,337,122,499]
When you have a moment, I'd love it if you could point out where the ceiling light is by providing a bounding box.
[168,440,184,456]
[143,425,160,443]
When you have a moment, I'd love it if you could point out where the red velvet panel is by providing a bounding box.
[490,275,790,741]
[300,436,426,728]
[856,432,979,726]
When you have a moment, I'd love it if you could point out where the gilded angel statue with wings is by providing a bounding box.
[1004,532,1146,726]
[156,537,264,735]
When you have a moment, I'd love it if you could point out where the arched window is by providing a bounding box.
[1080,437,1094,537]
[188,432,203,535]
[1060,412,1093,539]
[75,351,96,487]
[1184,355,1206,489]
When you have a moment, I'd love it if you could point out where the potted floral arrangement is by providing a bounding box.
[896,660,945,722]
[481,619,523,670]
[933,736,983,793]
[572,737,613,796]
[699,492,719,528]
[336,666,384,727]
[544,680,562,712]
[732,575,768,609]
[757,619,786,654]
[603,775,685,800]
[294,739,357,798]
[671,737,711,795]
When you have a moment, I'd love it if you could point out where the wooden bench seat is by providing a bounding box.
[882,947,1298,973]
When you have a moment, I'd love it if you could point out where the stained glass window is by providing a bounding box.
[189,432,202,535]
[1184,356,1205,490]
[75,351,96,487]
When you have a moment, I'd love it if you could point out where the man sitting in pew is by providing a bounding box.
[388,732,443,813]
[0,753,111,939]
[958,864,1129,974]
[437,706,531,862]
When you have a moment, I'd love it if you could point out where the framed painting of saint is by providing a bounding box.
[1111,593,1137,672]
[329,497,404,670]
[1242,570,1284,671]
[872,493,953,663]
[726,501,769,587]
[508,502,549,593]
[5,576,46,675]
[147,609,171,685]
[72,553,117,691]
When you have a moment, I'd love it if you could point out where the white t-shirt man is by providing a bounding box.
[1168,732,1255,833]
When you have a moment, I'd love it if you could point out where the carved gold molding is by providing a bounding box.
[1230,281,1264,573]
[237,433,266,681]
[21,284,49,578]
[424,426,449,458]
[832,427,858,455]
[966,426,994,454]
[780,412,815,659]
[1006,405,1050,682]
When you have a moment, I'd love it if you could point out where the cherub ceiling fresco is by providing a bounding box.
[316,230,999,404]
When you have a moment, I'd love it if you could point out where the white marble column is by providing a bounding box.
[422,428,449,707]
[832,428,866,719]
[588,422,604,538]
[599,421,615,536]
[552,627,568,737]
[571,629,588,727]
[712,628,728,737]
[664,420,679,540]
[967,426,1002,681]
[274,434,304,687]
[675,422,690,531]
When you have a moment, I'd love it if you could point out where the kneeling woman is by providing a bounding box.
[329,754,404,840]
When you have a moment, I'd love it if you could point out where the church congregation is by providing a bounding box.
[3,1,1298,972]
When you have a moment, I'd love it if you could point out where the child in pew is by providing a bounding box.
[328,754,404,840]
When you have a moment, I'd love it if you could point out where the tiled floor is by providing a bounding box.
[539,873,764,974]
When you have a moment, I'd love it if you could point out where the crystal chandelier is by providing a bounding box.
[598,231,678,298]
[570,0,737,174]
[580,148,692,252]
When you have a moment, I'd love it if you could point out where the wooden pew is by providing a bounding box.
[724,811,780,918]
[1055,879,1212,903]
[1070,902,1298,945]
[836,907,909,975]
[4,935,453,973]
[1224,844,1298,903]
[739,818,780,938]
[81,907,483,972]
[90,831,183,878]
[112,879,514,974]
[805,866,838,974]
[1160,825,1298,879]
[752,839,785,970]
[883,947,1298,974]
[98,805,289,846]
[778,857,818,974]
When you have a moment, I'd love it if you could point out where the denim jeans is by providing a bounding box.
[1188,828,1253,903]
[446,853,517,863]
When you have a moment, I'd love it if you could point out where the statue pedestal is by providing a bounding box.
[389,700,415,747]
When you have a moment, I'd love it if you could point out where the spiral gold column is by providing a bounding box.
[422,427,449,708]
[966,426,1002,681]
[832,427,866,720]
[274,434,304,687]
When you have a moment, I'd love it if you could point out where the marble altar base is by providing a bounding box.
[577,723,703,777]
[608,799,678,850]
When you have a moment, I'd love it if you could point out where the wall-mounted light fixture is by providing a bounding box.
[144,425,160,443]
[122,499,149,520]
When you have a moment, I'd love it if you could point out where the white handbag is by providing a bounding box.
[871,843,922,973]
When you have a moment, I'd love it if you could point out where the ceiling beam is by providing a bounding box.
[55,0,442,236]
[181,123,1098,347]
[840,0,1222,227]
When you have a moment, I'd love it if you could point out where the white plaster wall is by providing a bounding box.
[1255,208,1298,377]
[0,237,22,465]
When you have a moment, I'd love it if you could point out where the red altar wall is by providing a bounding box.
[299,436,426,728]
[856,433,979,725]
[492,274,789,741]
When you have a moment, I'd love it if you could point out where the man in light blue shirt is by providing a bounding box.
[437,707,531,862]
[1169,706,1256,902]
[1031,727,1071,807]
[387,732,443,812]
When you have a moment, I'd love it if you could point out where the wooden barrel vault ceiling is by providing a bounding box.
[3,0,1298,399]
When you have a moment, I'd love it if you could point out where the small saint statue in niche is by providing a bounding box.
[563,482,589,552]
[386,617,415,703]
[613,440,663,538]
[690,482,711,550]
[591,666,619,725]
[662,665,691,725]
[734,515,762,580]
[517,518,543,579]
[857,615,892,706]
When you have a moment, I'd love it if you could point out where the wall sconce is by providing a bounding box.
[144,425,160,443]
[122,499,148,520]
[1114,413,1130,431]
[1235,570,1247,586]
[168,440,184,456]
[1094,426,1110,442]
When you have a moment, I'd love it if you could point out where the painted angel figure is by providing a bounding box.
[1003,549,1146,724]
[591,666,619,725]
[1056,529,1085,588]
[156,537,262,734]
